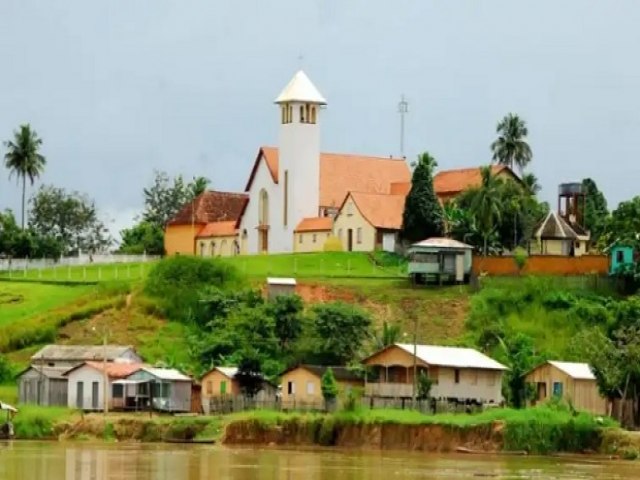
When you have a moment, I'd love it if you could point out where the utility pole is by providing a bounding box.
[103,329,108,416]
[398,95,409,158]
[411,314,418,408]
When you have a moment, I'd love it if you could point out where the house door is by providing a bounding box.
[537,382,547,402]
[76,381,84,409]
[92,381,99,409]
[259,230,269,253]
[347,229,353,251]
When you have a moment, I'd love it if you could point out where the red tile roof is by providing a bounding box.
[294,217,333,233]
[346,192,406,230]
[433,165,516,196]
[82,361,143,379]
[390,181,411,196]
[196,221,237,238]
[167,191,248,226]
[245,147,411,208]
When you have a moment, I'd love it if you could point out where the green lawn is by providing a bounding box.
[0,262,151,283]
[0,281,95,326]
[222,252,406,278]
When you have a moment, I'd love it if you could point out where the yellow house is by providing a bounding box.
[362,343,507,404]
[293,217,333,252]
[526,361,607,415]
[164,191,248,256]
[200,367,241,398]
[532,211,590,257]
[280,365,363,407]
[196,221,239,257]
[333,192,405,253]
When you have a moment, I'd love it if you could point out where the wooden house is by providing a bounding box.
[115,367,193,413]
[608,244,634,275]
[407,238,473,284]
[63,361,143,411]
[30,345,142,368]
[200,366,278,413]
[362,344,507,404]
[280,365,363,408]
[525,360,607,415]
[17,366,69,406]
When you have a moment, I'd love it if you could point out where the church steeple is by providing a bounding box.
[274,70,327,105]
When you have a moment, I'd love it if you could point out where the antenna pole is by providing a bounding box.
[398,95,409,158]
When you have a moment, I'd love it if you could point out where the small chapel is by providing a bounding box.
[164,70,517,257]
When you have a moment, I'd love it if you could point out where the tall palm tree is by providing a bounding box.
[521,172,541,196]
[491,113,532,172]
[4,124,46,229]
[470,166,502,255]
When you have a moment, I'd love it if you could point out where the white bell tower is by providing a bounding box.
[274,70,326,252]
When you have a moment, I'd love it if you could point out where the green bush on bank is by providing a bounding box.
[13,406,74,439]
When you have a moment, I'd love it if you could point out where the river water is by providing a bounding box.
[1,442,639,479]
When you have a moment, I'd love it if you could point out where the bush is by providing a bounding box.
[323,236,343,252]
[513,247,528,272]
[321,368,339,402]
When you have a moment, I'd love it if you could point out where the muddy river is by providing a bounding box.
[1,442,639,479]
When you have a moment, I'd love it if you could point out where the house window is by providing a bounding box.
[287,381,295,395]
[306,381,315,395]
[299,234,303,244]
[454,369,460,384]
[552,382,563,397]
[112,384,124,397]
[283,170,289,226]
[312,233,317,243]
[356,227,362,244]
[206,381,213,395]
[617,250,624,263]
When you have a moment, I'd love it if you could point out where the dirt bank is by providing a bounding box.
[222,419,503,452]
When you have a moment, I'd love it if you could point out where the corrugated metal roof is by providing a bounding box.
[267,277,296,286]
[31,345,136,362]
[21,366,71,379]
[216,367,239,378]
[411,238,473,250]
[548,361,595,380]
[141,367,191,382]
[274,70,327,104]
[395,344,508,370]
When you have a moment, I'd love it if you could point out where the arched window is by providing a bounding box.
[281,105,286,124]
[305,104,310,124]
[310,106,316,124]
[199,242,205,256]
[210,241,215,256]
[299,105,305,123]
[288,105,293,124]
[259,189,269,226]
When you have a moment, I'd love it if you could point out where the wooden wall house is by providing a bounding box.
[18,366,69,407]
[280,365,363,408]
[362,344,507,405]
[120,367,193,413]
[526,361,607,415]
[200,366,278,413]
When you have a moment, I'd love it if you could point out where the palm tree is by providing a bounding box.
[4,124,46,229]
[491,114,532,172]
[374,321,401,349]
[521,172,541,196]
[470,166,502,255]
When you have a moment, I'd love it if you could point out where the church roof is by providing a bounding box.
[274,70,327,104]
[344,192,406,230]
[294,217,333,233]
[534,211,578,240]
[167,191,248,226]
[246,147,411,208]
[196,221,238,238]
[433,165,518,196]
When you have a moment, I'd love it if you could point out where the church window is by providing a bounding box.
[288,105,293,123]
[310,106,316,124]
[357,228,362,244]
[221,239,227,253]
[283,170,289,227]
[210,241,215,256]
[259,189,269,226]
[299,105,305,123]
[305,104,310,124]
[281,105,286,124]
[200,242,205,256]
[299,234,303,244]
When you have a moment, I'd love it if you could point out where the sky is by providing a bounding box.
[1,1,640,239]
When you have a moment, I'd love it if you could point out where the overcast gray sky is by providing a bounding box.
[1,1,639,237]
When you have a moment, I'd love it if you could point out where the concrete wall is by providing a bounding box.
[293,231,331,253]
[67,366,107,410]
[165,224,200,255]
[472,255,609,276]
[196,235,239,257]
[333,197,376,252]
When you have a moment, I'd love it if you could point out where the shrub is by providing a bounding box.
[321,368,339,402]
[323,236,343,252]
[513,247,528,273]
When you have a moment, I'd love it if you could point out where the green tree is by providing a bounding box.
[321,368,339,402]
[142,171,209,228]
[468,167,503,255]
[266,294,304,352]
[119,221,164,255]
[491,113,532,172]
[581,178,608,243]
[374,321,401,349]
[401,152,444,243]
[599,196,640,251]
[498,333,538,408]
[29,185,112,254]
[3,124,46,229]
[235,349,264,398]
[417,371,433,400]
[522,172,541,195]
[309,302,372,365]
[0,355,13,383]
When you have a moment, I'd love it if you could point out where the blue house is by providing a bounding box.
[609,244,634,275]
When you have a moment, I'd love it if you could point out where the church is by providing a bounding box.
[164,71,517,257]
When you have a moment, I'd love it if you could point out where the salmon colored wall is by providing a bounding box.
[165,224,201,255]
[472,255,609,276]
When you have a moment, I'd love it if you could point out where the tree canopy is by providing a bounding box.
[581,178,608,244]
[401,152,444,243]
[491,114,532,172]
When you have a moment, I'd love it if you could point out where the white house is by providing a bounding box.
[64,361,143,411]
[363,343,508,404]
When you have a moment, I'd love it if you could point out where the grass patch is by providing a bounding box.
[0,262,152,284]
[13,405,75,439]
[0,384,18,405]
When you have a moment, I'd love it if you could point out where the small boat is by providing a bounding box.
[0,401,17,440]
[164,438,216,444]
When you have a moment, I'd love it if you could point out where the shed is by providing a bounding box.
[362,343,506,404]
[17,366,69,406]
[280,365,363,408]
[608,244,635,275]
[266,277,297,299]
[525,360,607,415]
[117,367,193,413]
[407,238,473,284]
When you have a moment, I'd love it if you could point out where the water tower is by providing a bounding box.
[558,182,586,228]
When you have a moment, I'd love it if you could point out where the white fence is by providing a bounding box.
[0,253,159,272]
